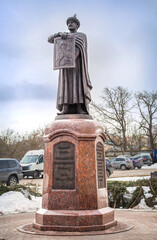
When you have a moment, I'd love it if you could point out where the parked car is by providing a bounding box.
[0,158,23,186]
[21,150,44,178]
[138,156,153,166]
[110,157,133,170]
[130,157,143,169]
[138,152,151,158]
[117,155,131,158]
[105,158,114,178]
[132,154,153,166]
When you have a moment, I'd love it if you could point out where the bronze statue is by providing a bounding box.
[48,15,92,115]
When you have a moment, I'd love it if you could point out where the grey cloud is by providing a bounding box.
[0,82,56,102]
[0,40,25,59]
[0,86,17,101]
[19,81,56,100]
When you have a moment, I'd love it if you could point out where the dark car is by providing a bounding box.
[132,154,153,166]
[130,157,143,169]
[0,158,23,186]
[139,155,153,166]
[106,158,114,178]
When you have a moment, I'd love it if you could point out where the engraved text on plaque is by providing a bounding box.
[53,142,75,189]
[96,142,105,188]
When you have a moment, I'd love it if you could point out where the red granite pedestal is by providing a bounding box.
[34,115,117,232]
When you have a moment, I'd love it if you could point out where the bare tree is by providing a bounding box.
[127,125,148,151]
[91,86,134,151]
[23,128,44,152]
[0,129,22,159]
[0,128,44,160]
[135,90,157,149]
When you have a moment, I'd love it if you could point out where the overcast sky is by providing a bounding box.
[0,0,157,133]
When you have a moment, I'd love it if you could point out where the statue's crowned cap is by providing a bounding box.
[66,14,80,28]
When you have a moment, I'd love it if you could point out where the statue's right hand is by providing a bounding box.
[48,32,68,43]
[60,32,68,40]
[58,32,62,37]
[48,33,61,43]
[55,32,68,39]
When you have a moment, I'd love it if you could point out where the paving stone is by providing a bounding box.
[0,210,157,240]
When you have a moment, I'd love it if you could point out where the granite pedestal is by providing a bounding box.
[34,115,117,232]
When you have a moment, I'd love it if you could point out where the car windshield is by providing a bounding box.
[21,155,38,164]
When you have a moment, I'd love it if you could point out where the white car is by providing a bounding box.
[21,150,44,178]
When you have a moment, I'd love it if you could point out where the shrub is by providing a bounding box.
[107,179,157,209]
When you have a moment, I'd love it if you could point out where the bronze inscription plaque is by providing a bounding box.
[53,35,75,70]
[96,142,105,188]
[53,142,75,189]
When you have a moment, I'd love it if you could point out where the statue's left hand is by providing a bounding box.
[61,32,68,40]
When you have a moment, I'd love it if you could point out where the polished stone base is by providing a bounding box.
[18,221,132,236]
[33,207,117,232]
[34,117,117,232]
[55,114,93,120]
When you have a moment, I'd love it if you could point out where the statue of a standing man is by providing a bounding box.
[48,15,92,115]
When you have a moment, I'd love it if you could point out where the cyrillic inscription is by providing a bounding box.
[53,142,75,189]
[96,142,105,188]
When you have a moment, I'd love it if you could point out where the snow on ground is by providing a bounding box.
[126,186,137,194]
[133,199,151,210]
[108,176,150,182]
[142,186,153,198]
[142,163,157,169]
[0,191,41,215]
[126,186,153,198]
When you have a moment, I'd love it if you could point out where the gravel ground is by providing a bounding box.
[110,167,157,178]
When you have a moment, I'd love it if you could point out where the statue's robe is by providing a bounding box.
[53,32,92,113]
